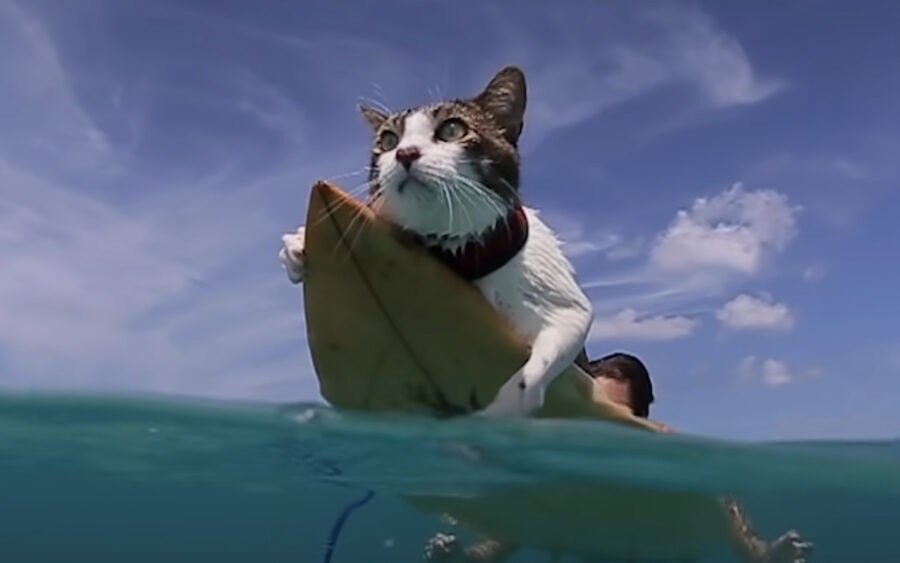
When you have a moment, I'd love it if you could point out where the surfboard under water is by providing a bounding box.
[1,392,899,562]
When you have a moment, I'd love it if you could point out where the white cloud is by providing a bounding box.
[717,293,795,331]
[0,157,311,399]
[761,359,794,387]
[0,3,341,401]
[582,183,804,325]
[737,355,758,381]
[752,154,874,183]
[0,1,113,173]
[0,1,794,402]
[642,3,785,107]
[468,2,782,151]
[649,183,800,275]
[540,209,645,261]
[589,309,698,342]
[802,264,827,282]
[563,235,624,259]
[743,152,891,232]
[736,356,823,387]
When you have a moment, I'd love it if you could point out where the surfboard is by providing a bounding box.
[301,180,655,430]
[407,482,734,561]
[300,180,738,560]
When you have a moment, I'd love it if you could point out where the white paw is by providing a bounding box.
[279,227,307,284]
[477,368,545,418]
[423,532,461,562]
[765,530,814,563]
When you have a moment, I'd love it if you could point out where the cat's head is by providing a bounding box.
[359,66,526,241]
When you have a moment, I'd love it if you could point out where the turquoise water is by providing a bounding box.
[1,393,899,562]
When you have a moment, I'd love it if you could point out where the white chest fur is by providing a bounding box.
[473,207,592,343]
[464,207,594,417]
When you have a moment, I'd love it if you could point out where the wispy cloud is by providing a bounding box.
[0,1,357,400]
[736,356,823,387]
[741,150,894,231]
[538,208,645,261]
[588,309,698,342]
[0,1,113,174]
[640,3,785,108]
[478,1,784,152]
[0,155,311,399]
[163,0,784,157]
[751,154,875,183]
[0,0,845,418]
[801,264,827,283]
[716,293,795,332]
[581,183,802,320]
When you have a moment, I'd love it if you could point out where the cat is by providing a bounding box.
[279,66,594,418]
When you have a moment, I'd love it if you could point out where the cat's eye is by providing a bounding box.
[436,118,468,142]
[379,130,399,151]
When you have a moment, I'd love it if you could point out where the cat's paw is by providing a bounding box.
[279,227,307,284]
[423,532,462,562]
[763,530,813,562]
[477,368,545,417]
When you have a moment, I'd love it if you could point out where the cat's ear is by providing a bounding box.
[358,104,389,132]
[475,66,527,146]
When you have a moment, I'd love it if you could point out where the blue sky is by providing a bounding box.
[1,0,898,441]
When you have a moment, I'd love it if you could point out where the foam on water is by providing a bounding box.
[1,393,898,562]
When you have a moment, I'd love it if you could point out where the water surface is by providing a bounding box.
[1,393,898,562]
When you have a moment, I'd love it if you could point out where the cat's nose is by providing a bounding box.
[395,146,421,169]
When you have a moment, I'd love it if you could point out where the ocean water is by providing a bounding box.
[1,393,899,562]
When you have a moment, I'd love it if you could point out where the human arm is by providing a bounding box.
[615,422,810,561]
[721,497,813,562]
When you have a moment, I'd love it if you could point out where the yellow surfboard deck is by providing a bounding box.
[300,180,733,560]
[302,180,653,429]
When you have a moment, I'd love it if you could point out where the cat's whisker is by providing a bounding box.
[359,92,391,116]
[343,194,392,256]
[438,60,450,103]
[325,202,362,260]
[455,157,525,206]
[371,82,388,103]
[433,174,479,237]
[446,180,477,239]
[422,167,473,238]
[410,167,451,236]
[345,175,394,253]
[426,82,444,104]
[305,178,375,231]
[494,176,523,207]
[341,206,373,259]
[368,186,385,205]
[330,179,387,261]
[452,175,514,239]
[442,182,456,236]
[324,166,373,184]
[345,181,374,200]
[416,167,499,243]
[453,173,510,217]
[456,172,512,213]
[435,181,448,234]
